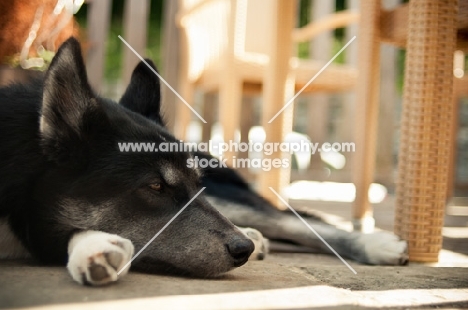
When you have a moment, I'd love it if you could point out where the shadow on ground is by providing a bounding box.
[1,253,468,309]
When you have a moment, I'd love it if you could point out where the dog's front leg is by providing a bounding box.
[238,227,269,261]
[67,231,134,286]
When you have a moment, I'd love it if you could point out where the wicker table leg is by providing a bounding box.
[395,0,458,262]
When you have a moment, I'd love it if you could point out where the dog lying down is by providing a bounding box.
[0,38,408,286]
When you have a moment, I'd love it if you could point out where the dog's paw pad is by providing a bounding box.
[89,260,111,282]
[85,250,124,283]
[67,232,134,286]
[240,227,269,261]
[104,251,124,270]
[359,232,408,265]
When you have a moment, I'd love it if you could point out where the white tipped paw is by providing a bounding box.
[67,231,134,286]
[359,231,408,265]
[239,227,269,261]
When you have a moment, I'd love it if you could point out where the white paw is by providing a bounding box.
[359,231,408,265]
[67,231,134,286]
[239,227,269,260]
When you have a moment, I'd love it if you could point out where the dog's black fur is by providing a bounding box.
[0,38,255,278]
[1,38,408,285]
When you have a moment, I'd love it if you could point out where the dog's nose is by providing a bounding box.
[226,239,254,267]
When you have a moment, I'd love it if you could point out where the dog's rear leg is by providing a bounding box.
[67,231,134,286]
[261,214,408,265]
[261,215,408,265]
[217,200,407,265]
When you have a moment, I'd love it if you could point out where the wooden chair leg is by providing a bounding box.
[376,44,397,189]
[219,77,242,164]
[307,0,334,173]
[218,0,242,165]
[174,80,194,140]
[352,0,381,232]
[201,92,216,142]
[237,95,255,182]
[175,28,194,140]
[258,0,296,209]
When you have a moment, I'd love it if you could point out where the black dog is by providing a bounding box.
[0,38,407,286]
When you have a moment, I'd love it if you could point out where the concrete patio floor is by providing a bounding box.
[1,196,467,309]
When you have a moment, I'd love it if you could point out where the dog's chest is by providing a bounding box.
[0,218,30,259]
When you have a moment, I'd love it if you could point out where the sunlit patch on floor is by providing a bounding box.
[283,180,387,203]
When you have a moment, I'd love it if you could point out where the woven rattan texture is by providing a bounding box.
[395,0,458,262]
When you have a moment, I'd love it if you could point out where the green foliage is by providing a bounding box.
[75,0,163,81]
[397,49,406,94]
[297,0,349,64]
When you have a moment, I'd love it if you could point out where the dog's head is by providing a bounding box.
[35,37,253,276]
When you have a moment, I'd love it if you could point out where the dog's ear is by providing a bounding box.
[119,59,164,125]
[40,37,100,163]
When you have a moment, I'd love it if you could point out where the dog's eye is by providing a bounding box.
[149,183,162,191]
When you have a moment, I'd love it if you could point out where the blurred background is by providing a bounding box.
[0,0,467,261]
[75,0,468,196]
